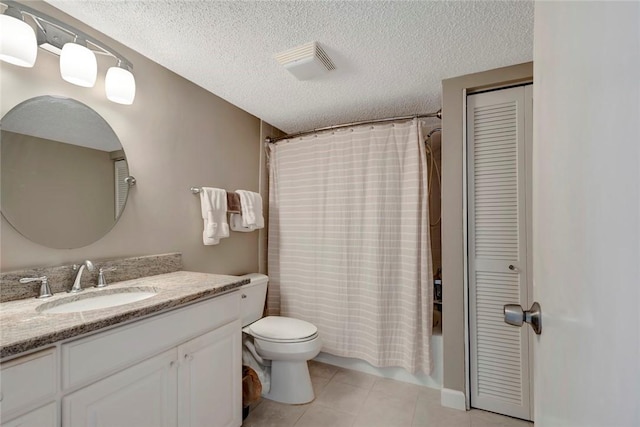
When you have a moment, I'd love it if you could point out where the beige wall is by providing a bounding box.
[1,1,266,273]
[441,63,533,394]
[1,131,115,248]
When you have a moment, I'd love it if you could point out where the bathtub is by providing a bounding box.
[313,332,443,389]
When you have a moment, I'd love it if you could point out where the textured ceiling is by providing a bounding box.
[45,1,533,134]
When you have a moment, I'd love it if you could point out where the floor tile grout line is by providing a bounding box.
[290,402,308,427]
[408,391,420,427]
[351,383,375,427]
[274,362,533,427]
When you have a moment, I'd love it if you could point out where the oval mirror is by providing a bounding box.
[1,96,130,249]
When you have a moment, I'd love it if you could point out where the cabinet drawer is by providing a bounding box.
[62,291,239,390]
[0,349,56,416]
[1,402,56,427]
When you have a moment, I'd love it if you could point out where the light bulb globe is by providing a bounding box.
[60,43,97,87]
[105,66,136,105]
[0,14,37,67]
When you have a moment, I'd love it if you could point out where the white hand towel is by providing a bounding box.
[242,342,270,394]
[230,213,252,232]
[199,187,229,245]
[235,190,264,230]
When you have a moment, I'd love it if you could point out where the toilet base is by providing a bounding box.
[263,360,314,404]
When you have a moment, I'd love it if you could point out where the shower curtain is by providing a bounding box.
[267,119,433,374]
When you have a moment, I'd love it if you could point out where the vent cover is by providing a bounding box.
[274,42,335,81]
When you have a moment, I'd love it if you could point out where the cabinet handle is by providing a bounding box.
[169,361,175,368]
[184,354,193,361]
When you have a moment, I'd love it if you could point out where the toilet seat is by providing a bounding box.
[245,316,318,343]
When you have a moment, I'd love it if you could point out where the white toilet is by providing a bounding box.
[240,273,322,404]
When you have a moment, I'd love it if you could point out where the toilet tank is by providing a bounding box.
[239,273,268,327]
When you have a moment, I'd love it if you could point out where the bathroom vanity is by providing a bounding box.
[0,271,247,427]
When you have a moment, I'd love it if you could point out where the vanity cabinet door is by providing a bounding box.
[63,349,178,427]
[177,319,242,427]
[0,348,56,420]
[1,402,56,427]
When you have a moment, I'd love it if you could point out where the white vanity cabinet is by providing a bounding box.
[63,349,178,427]
[63,319,242,427]
[1,290,242,427]
[177,320,242,427]
[62,291,242,427]
[2,403,57,427]
[0,348,57,426]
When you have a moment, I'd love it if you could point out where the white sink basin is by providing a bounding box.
[38,288,157,314]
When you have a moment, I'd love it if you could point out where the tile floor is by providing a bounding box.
[243,361,533,427]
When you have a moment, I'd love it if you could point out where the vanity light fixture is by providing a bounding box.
[0,5,37,67]
[59,39,97,87]
[0,0,136,104]
[105,61,136,105]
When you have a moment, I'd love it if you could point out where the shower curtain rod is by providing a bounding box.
[265,109,442,144]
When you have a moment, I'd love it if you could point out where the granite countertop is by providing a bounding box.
[0,271,249,360]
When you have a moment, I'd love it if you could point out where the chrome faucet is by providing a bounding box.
[70,260,94,293]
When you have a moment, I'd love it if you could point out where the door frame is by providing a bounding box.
[462,88,471,410]
[440,63,533,411]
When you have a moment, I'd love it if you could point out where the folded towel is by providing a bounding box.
[230,213,253,232]
[200,187,229,245]
[226,192,242,213]
[242,366,262,405]
[242,341,270,394]
[235,190,264,230]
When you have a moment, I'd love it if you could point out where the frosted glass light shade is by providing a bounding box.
[0,14,37,67]
[105,66,136,105]
[60,43,97,87]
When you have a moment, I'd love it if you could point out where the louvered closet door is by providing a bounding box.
[468,85,532,420]
[114,159,128,219]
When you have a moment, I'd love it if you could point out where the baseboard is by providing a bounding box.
[441,388,467,411]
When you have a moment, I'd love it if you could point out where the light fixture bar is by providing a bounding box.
[2,0,133,71]
[37,21,75,55]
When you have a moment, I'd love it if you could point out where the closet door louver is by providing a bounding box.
[114,159,129,219]
[468,86,532,420]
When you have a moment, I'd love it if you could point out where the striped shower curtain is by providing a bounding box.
[267,119,433,374]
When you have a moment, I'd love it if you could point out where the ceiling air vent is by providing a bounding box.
[274,42,335,81]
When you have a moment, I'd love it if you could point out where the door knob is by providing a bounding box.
[503,302,542,335]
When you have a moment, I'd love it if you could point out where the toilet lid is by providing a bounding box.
[248,316,318,342]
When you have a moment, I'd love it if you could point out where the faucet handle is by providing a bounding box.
[19,276,47,284]
[96,267,117,288]
[19,276,53,299]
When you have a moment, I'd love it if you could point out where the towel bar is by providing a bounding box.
[191,187,242,214]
